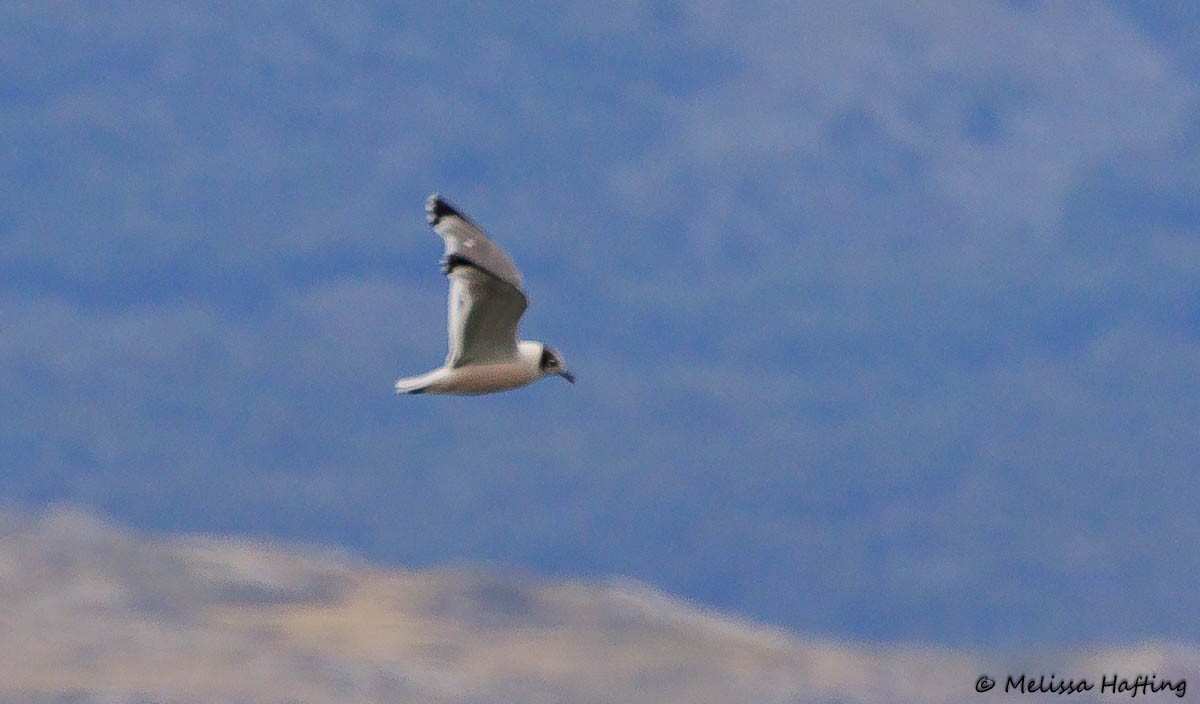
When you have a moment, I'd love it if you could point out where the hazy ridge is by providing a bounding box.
[0,506,1193,703]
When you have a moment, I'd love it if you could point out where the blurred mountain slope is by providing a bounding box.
[0,507,1194,704]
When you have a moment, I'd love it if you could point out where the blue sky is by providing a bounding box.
[3,2,1198,647]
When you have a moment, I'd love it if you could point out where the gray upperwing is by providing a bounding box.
[445,266,527,367]
[427,194,529,367]
[427,194,525,291]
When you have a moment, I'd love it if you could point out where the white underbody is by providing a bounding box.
[395,340,544,395]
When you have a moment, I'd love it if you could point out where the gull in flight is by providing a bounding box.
[394,194,575,395]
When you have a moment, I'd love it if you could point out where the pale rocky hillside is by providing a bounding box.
[0,507,1193,703]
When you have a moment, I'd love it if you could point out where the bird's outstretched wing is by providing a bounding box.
[427,194,529,367]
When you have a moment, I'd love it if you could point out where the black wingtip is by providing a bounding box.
[441,253,474,276]
[426,193,462,226]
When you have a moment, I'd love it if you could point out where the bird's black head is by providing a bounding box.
[539,346,575,384]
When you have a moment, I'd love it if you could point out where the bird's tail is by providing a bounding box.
[394,369,444,394]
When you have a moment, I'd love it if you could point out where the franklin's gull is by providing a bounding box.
[394,194,575,395]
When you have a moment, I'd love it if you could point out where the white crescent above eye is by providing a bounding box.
[393,194,575,395]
